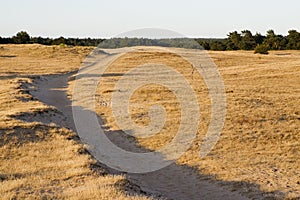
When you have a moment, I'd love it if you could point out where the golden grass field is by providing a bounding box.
[0,44,151,200]
[95,48,300,199]
[0,44,299,199]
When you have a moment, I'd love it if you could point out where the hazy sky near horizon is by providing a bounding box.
[1,0,299,38]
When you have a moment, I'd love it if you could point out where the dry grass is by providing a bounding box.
[0,44,152,200]
[1,44,299,199]
[96,49,300,199]
[96,50,209,150]
[0,44,92,75]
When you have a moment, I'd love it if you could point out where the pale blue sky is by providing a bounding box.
[1,0,299,38]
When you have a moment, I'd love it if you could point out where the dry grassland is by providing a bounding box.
[0,44,152,200]
[0,44,299,199]
[96,49,300,199]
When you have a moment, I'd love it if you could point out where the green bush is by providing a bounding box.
[254,44,269,54]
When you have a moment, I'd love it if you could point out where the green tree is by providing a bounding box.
[226,31,241,50]
[52,37,66,45]
[287,30,300,50]
[198,41,210,50]
[253,33,265,45]
[263,30,283,50]
[240,30,256,50]
[210,41,226,51]
[12,31,30,44]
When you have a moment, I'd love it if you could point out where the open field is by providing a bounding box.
[94,48,300,199]
[0,44,299,199]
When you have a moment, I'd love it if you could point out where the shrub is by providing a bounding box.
[254,44,269,54]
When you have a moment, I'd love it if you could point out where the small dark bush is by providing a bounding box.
[254,44,269,54]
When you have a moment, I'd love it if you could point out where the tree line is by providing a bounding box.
[198,29,300,52]
[0,31,104,46]
[0,30,299,53]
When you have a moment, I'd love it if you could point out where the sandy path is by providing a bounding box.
[30,73,76,131]
[29,49,250,200]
